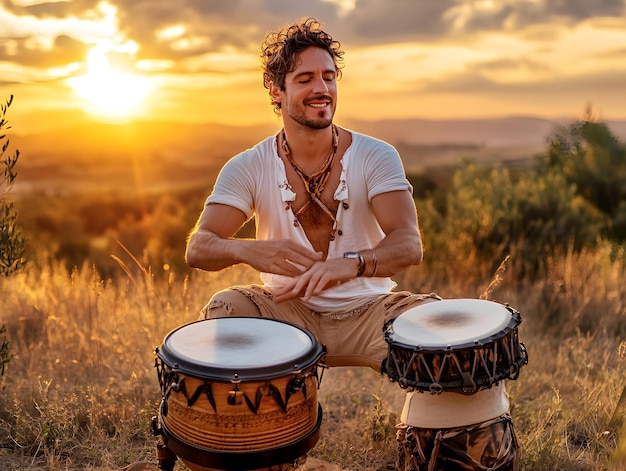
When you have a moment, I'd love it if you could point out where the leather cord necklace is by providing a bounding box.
[281,125,340,236]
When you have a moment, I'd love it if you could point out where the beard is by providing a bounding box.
[284,96,335,130]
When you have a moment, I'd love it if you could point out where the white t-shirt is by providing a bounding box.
[206,129,413,312]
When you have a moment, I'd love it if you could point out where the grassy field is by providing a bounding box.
[3,115,626,469]
[1,243,626,470]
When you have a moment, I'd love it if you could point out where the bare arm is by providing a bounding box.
[185,203,322,275]
[272,189,423,301]
[362,188,423,276]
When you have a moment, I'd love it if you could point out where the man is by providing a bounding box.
[186,17,519,471]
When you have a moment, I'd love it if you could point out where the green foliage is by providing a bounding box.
[417,116,625,282]
[1,95,25,275]
[539,119,626,241]
[1,95,24,379]
[418,159,604,280]
[0,201,26,275]
[0,324,12,376]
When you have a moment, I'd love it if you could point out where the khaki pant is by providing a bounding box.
[201,285,440,371]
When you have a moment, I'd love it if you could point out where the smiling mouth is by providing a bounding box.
[308,103,329,108]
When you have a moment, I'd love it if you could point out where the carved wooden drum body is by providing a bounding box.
[383,299,528,394]
[154,317,326,470]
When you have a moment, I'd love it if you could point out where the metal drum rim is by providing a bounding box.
[156,317,325,382]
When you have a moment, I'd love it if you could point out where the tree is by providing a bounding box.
[539,118,626,242]
[1,95,24,274]
[1,95,25,376]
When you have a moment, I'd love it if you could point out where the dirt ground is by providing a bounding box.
[119,457,341,471]
[0,456,341,471]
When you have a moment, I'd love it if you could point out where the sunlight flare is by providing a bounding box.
[68,45,150,118]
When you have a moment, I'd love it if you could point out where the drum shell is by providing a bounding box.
[159,364,321,452]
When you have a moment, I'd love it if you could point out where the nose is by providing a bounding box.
[312,75,329,94]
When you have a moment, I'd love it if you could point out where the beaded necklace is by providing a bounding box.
[281,125,340,238]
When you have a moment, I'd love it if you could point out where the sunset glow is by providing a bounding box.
[1,1,625,132]
[67,46,150,119]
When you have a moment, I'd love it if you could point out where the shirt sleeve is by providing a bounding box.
[363,137,413,200]
[205,151,257,219]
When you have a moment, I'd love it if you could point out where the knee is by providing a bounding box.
[199,289,260,319]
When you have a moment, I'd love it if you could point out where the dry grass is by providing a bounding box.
[1,245,626,470]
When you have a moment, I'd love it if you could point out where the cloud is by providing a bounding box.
[548,0,625,21]
[1,0,94,19]
[443,0,625,33]
[0,34,88,68]
[2,0,625,71]
[108,0,342,61]
[596,46,626,60]
[337,0,456,43]
[419,64,626,99]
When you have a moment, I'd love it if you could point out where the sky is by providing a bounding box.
[1,0,626,133]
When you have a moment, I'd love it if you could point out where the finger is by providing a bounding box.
[272,288,300,303]
[270,278,302,303]
[267,258,304,277]
[285,247,323,268]
[281,260,304,276]
[302,270,330,300]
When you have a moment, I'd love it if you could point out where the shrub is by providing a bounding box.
[539,119,626,242]
[1,94,25,378]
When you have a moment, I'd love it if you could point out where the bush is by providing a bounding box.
[539,119,626,241]
[418,160,604,281]
[1,94,25,378]
[1,95,25,275]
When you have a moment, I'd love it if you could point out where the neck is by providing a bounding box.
[281,124,338,178]
[282,123,335,164]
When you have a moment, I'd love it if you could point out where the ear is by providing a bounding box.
[269,81,282,105]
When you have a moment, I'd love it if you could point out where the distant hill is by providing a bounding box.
[14,114,626,154]
[344,116,560,147]
[9,115,626,196]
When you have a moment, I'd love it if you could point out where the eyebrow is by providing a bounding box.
[291,69,336,80]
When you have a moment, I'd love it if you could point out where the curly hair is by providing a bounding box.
[260,18,344,114]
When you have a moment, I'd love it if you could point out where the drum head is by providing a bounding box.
[390,299,516,349]
[157,317,324,381]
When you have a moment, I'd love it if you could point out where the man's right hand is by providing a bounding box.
[186,203,322,274]
[240,239,322,276]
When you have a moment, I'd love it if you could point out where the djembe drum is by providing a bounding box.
[382,299,528,471]
[153,317,326,471]
[382,298,528,394]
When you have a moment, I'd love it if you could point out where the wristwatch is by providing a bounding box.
[343,252,365,277]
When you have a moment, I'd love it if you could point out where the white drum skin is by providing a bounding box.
[390,298,512,348]
[162,317,315,376]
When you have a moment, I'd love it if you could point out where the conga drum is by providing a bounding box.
[382,299,528,394]
[153,317,326,470]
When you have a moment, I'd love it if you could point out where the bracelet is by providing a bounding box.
[370,252,378,277]
[343,252,366,277]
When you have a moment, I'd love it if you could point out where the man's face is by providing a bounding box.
[271,47,337,130]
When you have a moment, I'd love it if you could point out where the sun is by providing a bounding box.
[68,46,150,119]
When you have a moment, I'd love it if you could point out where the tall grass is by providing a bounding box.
[1,243,625,470]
